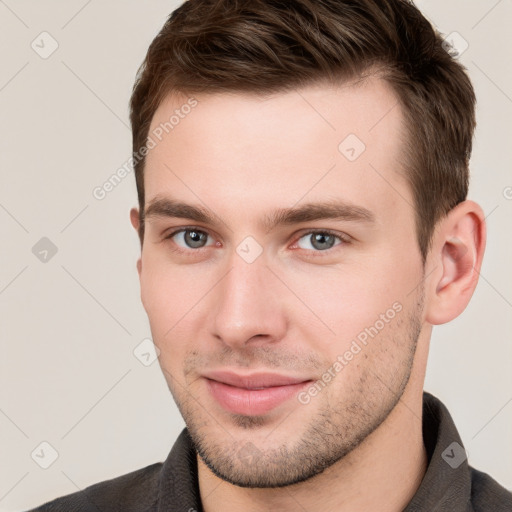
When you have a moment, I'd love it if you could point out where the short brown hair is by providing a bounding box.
[129,0,476,261]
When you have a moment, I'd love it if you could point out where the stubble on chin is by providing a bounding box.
[167,292,424,488]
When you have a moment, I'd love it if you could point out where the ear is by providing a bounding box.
[130,207,142,277]
[424,200,486,325]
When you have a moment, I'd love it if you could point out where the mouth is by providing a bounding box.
[203,370,313,416]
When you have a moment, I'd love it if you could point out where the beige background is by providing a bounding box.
[0,1,511,510]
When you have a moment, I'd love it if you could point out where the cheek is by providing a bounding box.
[141,270,206,386]
[289,252,420,354]
[140,255,211,349]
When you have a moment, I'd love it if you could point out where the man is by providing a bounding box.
[30,0,511,510]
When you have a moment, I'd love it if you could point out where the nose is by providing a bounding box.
[210,254,288,350]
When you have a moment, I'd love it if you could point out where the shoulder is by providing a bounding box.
[470,466,512,511]
[27,462,162,512]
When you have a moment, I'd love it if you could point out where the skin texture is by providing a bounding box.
[130,77,486,512]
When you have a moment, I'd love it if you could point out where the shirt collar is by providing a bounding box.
[404,391,473,511]
[156,392,473,511]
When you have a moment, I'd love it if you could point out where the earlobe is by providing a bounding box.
[425,200,486,325]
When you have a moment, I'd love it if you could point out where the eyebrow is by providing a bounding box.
[144,196,375,232]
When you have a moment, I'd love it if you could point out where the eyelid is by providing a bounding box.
[164,226,217,247]
[290,228,350,251]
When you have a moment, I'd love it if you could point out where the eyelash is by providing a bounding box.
[163,226,350,256]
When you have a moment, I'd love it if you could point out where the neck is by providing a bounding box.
[197,377,428,512]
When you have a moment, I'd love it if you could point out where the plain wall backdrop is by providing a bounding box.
[0,1,511,510]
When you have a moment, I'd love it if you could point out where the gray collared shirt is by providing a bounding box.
[29,392,512,511]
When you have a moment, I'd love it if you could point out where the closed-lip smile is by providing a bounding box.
[202,370,313,416]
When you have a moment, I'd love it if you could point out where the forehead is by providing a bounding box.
[144,78,411,229]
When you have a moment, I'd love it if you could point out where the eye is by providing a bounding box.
[166,228,216,250]
[295,230,345,251]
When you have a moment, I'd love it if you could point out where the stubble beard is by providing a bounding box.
[165,295,423,488]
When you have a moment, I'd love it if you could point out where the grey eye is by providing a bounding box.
[173,229,212,249]
[297,232,341,251]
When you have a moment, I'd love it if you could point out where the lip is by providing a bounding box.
[203,370,313,416]
[203,370,311,388]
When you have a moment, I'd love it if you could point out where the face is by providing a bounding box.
[134,78,426,487]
